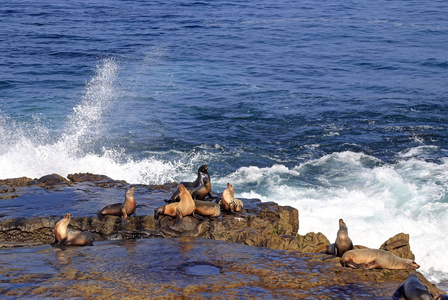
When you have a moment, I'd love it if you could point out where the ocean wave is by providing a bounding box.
[218,151,448,284]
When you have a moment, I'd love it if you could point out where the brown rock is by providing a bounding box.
[380,232,415,260]
[0,177,33,187]
[297,232,330,253]
[37,174,69,186]
[67,173,127,187]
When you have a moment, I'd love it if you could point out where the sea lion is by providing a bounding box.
[154,202,178,220]
[341,249,420,270]
[174,184,196,225]
[166,164,210,203]
[392,274,433,300]
[54,213,93,246]
[194,200,220,217]
[191,176,212,200]
[98,187,136,221]
[326,219,353,257]
[221,183,244,212]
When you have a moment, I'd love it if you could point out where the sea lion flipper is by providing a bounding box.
[58,237,68,245]
[392,284,404,300]
[173,207,183,226]
[121,207,128,221]
[345,261,370,269]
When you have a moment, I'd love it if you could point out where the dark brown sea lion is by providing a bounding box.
[326,219,353,257]
[98,187,136,221]
[221,183,243,212]
[341,249,420,270]
[194,200,220,217]
[191,176,212,200]
[392,274,433,300]
[54,213,93,246]
[166,164,210,203]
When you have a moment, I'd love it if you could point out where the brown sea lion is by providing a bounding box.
[392,274,433,300]
[341,249,420,270]
[221,183,244,212]
[326,219,353,257]
[54,213,93,246]
[194,200,220,217]
[154,202,178,220]
[98,187,136,221]
[174,184,196,225]
[191,176,212,200]
[166,165,210,203]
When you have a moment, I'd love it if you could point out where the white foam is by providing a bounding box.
[220,151,448,285]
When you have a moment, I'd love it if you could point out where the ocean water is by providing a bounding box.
[1,0,447,286]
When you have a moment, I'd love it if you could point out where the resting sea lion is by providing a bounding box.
[392,274,433,300]
[194,200,220,217]
[326,219,353,257]
[166,164,210,203]
[221,183,243,212]
[99,187,136,221]
[174,184,196,224]
[54,213,93,246]
[341,249,420,270]
[191,176,212,200]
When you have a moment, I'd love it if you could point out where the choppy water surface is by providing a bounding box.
[0,0,447,284]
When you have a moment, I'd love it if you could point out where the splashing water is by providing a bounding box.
[215,151,448,285]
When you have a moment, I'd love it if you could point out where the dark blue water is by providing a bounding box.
[0,0,447,284]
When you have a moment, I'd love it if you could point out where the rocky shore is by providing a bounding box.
[0,173,446,298]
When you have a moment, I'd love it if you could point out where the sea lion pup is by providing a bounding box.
[326,219,353,257]
[54,213,93,246]
[221,183,244,212]
[194,200,220,217]
[174,184,196,225]
[98,187,136,221]
[191,176,212,200]
[166,164,210,203]
[392,274,433,300]
[341,249,420,270]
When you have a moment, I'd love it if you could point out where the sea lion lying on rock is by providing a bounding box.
[98,187,136,221]
[194,200,220,217]
[54,213,93,246]
[392,273,433,300]
[326,218,353,257]
[341,249,420,270]
[221,183,243,212]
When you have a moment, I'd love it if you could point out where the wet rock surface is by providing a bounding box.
[0,173,446,298]
[0,238,444,299]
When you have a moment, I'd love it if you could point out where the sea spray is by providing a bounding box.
[215,151,448,284]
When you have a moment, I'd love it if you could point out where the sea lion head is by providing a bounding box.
[411,261,420,269]
[64,212,71,222]
[179,184,187,193]
[126,186,135,197]
[339,219,347,228]
[199,164,209,174]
